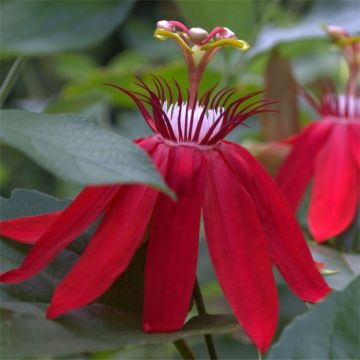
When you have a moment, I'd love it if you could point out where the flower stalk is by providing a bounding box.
[173,339,197,360]
[193,279,218,360]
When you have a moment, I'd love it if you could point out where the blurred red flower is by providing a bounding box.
[277,27,359,242]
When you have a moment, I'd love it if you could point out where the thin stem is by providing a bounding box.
[0,57,24,107]
[173,339,197,360]
[193,279,218,360]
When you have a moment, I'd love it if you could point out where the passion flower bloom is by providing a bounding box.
[276,26,360,242]
[0,21,330,353]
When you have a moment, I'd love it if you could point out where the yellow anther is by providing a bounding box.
[200,38,250,51]
[153,28,193,53]
[335,35,360,47]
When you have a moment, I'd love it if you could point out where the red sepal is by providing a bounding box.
[203,149,278,353]
[143,144,206,331]
[276,122,333,211]
[309,123,359,241]
[0,211,62,243]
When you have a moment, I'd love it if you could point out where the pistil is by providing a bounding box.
[154,20,249,108]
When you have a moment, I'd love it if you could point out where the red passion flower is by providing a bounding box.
[276,26,360,242]
[0,21,330,353]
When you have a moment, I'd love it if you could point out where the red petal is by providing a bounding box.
[348,123,360,168]
[276,122,333,211]
[47,185,159,318]
[134,135,160,153]
[47,141,167,318]
[143,145,206,332]
[309,123,359,241]
[203,149,278,353]
[221,142,330,303]
[0,211,62,243]
[0,186,120,283]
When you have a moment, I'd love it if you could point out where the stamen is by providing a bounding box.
[156,20,176,32]
[153,28,193,53]
[215,27,236,39]
[200,38,249,51]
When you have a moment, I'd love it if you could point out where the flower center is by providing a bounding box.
[162,101,225,143]
[320,93,360,120]
[106,21,272,146]
[337,95,360,119]
[107,79,270,146]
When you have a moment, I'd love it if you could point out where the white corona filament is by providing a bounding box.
[337,95,360,119]
[162,101,224,142]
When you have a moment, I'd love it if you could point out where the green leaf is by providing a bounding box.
[52,53,97,82]
[0,0,133,57]
[338,209,360,253]
[267,276,360,359]
[0,188,70,220]
[0,110,173,196]
[310,244,360,291]
[0,302,238,359]
[175,0,256,40]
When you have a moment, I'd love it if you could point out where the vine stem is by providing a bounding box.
[193,278,218,360]
[173,339,196,360]
[0,57,24,107]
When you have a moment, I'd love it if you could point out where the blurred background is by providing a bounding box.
[0,1,359,358]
